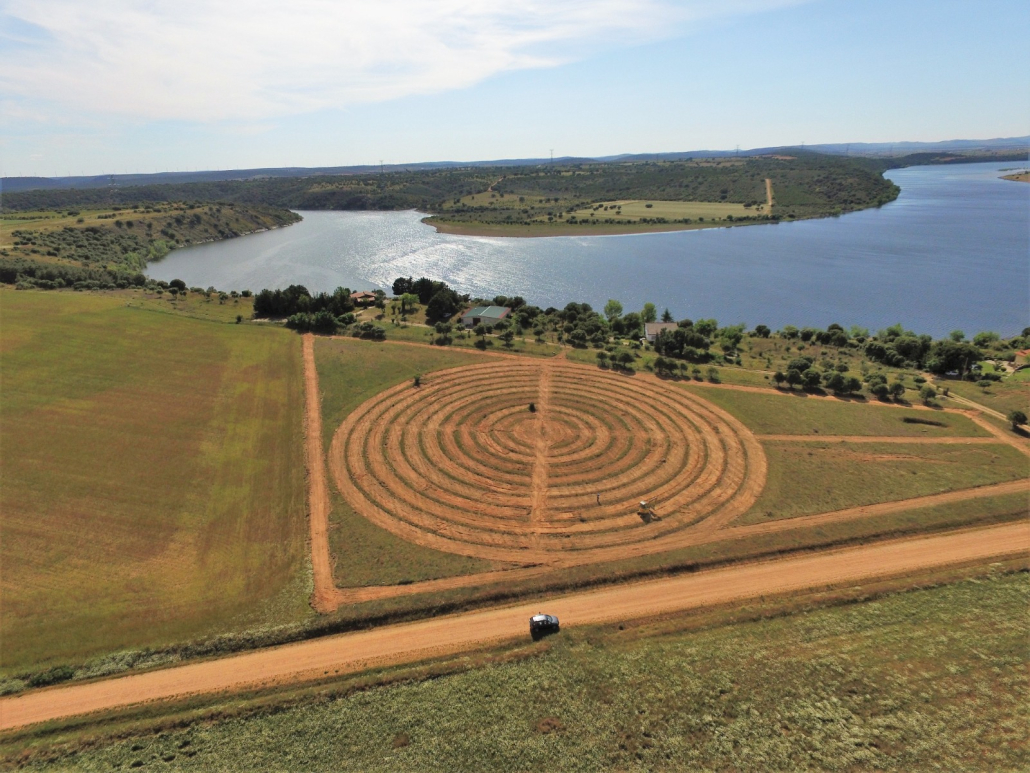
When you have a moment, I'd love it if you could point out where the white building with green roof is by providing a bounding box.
[461,305,511,329]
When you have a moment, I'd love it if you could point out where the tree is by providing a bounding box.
[425,289,459,323]
[889,381,906,401]
[694,318,718,337]
[800,368,821,390]
[706,366,720,383]
[499,328,515,348]
[1007,410,1027,431]
[641,302,657,324]
[616,351,635,369]
[399,293,419,314]
[661,308,674,323]
[949,330,965,342]
[823,371,846,394]
[919,385,937,405]
[434,321,454,345]
[870,382,890,400]
[844,376,863,394]
[773,370,786,388]
[752,324,770,338]
[785,368,803,389]
[373,289,387,310]
[603,299,623,322]
[596,351,609,367]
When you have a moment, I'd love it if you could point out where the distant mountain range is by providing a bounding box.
[4,136,1026,195]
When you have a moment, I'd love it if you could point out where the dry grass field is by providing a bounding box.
[564,199,757,222]
[0,289,310,675]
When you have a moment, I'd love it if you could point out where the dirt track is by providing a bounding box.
[302,335,337,613]
[3,522,1025,732]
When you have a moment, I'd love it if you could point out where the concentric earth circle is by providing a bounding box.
[327,359,766,565]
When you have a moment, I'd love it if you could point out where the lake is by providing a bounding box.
[148,161,1028,337]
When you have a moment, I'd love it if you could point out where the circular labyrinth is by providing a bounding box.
[327,360,766,565]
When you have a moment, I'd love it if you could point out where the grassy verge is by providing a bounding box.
[680,384,989,436]
[0,289,310,677]
[11,567,1026,771]
[738,441,1027,525]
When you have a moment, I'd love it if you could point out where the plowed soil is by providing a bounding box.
[3,522,1025,731]
[326,358,768,565]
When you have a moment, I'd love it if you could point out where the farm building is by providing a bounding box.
[350,291,377,306]
[644,322,678,343]
[461,305,511,329]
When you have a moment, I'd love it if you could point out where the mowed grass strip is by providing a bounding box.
[736,441,1026,525]
[680,384,989,436]
[314,337,503,586]
[0,290,309,673]
[22,572,1027,772]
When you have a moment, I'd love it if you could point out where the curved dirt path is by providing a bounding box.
[3,522,1025,732]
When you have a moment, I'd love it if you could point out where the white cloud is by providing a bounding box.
[1,1,802,122]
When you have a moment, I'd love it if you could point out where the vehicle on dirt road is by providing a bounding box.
[530,614,560,640]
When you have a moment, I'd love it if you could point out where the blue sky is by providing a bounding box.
[1,0,1026,177]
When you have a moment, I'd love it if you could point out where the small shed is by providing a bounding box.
[461,305,511,329]
[644,322,678,343]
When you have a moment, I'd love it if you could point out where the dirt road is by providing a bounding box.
[302,334,336,613]
[3,522,1026,732]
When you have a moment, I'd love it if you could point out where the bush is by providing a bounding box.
[27,665,74,688]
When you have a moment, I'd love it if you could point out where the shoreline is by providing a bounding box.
[423,216,781,239]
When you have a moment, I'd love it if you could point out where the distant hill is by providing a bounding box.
[4,136,1026,194]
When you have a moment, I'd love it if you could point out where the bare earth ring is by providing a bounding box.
[328,360,767,565]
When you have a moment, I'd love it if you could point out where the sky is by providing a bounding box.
[1,0,1027,177]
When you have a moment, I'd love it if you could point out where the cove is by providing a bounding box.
[147,161,1028,337]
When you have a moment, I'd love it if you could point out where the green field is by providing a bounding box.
[738,441,1027,525]
[679,385,990,436]
[17,571,1027,771]
[0,289,310,675]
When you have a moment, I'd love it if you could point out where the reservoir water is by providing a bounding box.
[148,162,1028,337]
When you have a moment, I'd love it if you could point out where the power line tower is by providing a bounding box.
[550,149,554,166]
